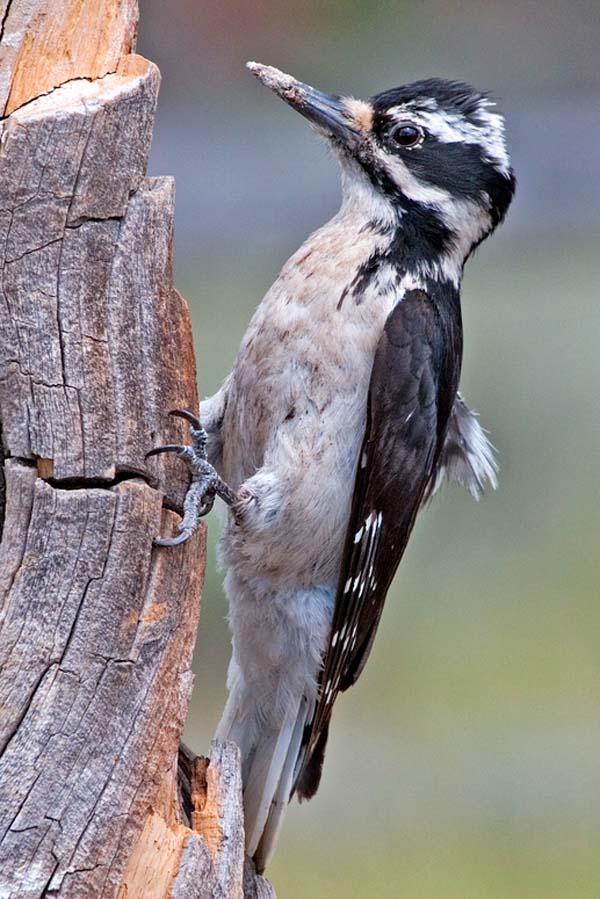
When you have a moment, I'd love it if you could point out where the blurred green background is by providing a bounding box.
[138,3,600,897]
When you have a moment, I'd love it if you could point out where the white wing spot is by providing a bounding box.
[353,526,364,544]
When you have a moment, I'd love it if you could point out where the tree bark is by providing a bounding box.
[0,3,274,897]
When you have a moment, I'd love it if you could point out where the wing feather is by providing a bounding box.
[295,287,462,797]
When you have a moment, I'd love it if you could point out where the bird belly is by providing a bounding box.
[219,225,399,588]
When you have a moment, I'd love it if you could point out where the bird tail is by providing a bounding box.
[216,686,312,873]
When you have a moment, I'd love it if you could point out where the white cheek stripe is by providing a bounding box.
[384,153,451,206]
[378,152,492,286]
[388,103,511,177]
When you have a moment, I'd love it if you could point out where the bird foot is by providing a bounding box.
[146,409,234,547]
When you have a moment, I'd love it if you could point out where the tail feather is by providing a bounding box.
[216,688,257,784]
[244,699,301,859]
[217,690,313,873]
[294,718,330,802]
[254,696,310,871]
[216,580,335,869]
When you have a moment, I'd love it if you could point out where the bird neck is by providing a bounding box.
[333,203,467,300]
[339,164,489,289]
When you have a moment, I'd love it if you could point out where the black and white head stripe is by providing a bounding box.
[249,67,515,288]
[314,79,515,294]
[372,79,511,176]
[365,80,515,231]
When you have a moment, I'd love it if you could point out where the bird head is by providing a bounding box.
[247,63,515,280]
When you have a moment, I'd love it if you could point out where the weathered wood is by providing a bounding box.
[0,2,276,897]
[121,741,271,899]
[0,461,205,897]
[243,863,278,899]
[0,55,194,495]
[0,422,5,540]
[192,741,246,899]
[0,0,139,116]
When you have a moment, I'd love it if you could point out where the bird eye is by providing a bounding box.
[389,123,424,148]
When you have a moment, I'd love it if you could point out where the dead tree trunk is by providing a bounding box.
[0,3,274,897]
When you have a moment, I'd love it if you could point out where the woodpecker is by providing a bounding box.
[149,63,515,871]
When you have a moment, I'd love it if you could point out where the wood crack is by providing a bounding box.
[0,663,59,760]
[0,419,5,542]
[0,73,100,122]
[43,469,156,493]
[0,0,139,118]
[0,0,14,45]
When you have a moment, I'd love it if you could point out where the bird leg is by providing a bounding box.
[146,409,238,547]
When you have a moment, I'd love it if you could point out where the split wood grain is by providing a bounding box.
[0,0,139,116]
[122,741,274,899]
[0,461,206,897]
[0,423,5,540]
[0,56,196,504]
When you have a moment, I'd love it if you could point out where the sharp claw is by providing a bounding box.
[169,409,202,430]
[145,444,185,460]
[150,409,224,548]
[198,493,216,517]
[153,529,194,548]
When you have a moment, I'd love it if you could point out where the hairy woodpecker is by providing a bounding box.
[149,63,515,871]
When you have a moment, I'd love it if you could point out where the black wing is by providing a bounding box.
[295,287,462,799]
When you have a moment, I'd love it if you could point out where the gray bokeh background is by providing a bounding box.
[138,3,600,896]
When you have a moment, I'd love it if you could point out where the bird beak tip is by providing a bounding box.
[246,63,359,147]
[246,62,298,95]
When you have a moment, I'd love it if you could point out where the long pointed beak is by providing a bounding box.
[247,62,360,146]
